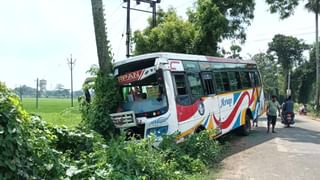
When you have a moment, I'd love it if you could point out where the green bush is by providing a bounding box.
[0,83,226,179]
[0,83,64,179]
[80,72,121,139]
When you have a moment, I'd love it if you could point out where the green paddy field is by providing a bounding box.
[21,98,81,128]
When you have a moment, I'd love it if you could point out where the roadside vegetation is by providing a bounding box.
[0,83,226,179]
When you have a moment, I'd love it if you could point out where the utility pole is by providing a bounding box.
[125,0,131,58]
[67,54,76,107]
[287,71,291,97]
[36,78,39,109]
[19,85,23,102]
[151,1,156,27]
[123,0,161,57]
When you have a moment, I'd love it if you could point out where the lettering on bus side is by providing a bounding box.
[220,97,233,108]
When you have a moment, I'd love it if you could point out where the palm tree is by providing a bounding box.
[305,0,320,110]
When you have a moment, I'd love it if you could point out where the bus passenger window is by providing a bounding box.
[249,72,260,87]
[174,74,187,95]
[214,72,224,93]
[240,72,251,88]
[228,72,241,90]
[201,72,215,95]
[221,72,231,91]
[254,71,261,86]
[187,73,204,98]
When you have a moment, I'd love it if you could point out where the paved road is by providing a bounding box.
[217,114,320,180]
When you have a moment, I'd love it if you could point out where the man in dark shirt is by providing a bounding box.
[283,96,294,113]
[283,96,295,123]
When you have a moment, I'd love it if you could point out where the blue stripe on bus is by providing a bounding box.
[204,115,210,128]
[232,113,241,129]
[233,92,241,104]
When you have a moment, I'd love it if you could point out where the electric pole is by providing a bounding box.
[123,0,161,57]
[151,1,156,27]
[67,54,76,107]
[36,78,39,109]
[125,0,131,58]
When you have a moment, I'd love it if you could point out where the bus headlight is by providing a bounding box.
[146,126,168,137]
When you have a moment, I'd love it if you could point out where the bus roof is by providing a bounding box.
[113,52,256,67]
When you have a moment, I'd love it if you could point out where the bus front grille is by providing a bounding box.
[110,111,136,128]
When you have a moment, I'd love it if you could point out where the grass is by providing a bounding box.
[21,98,81,128]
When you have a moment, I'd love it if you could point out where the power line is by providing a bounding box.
[176,0,196,9]
[246,31,314,43]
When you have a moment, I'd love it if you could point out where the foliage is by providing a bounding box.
[160,130,224,167]
[292,43,317,103]
[133,0,255,56]
[133,8,196,55]
[189,0,255,55]
[253,53,282,98]
[265,0,300,19]
[265,0,320,108]
[267,34,308,93]
[266,0,320,18]
[222,44,243,59]
[0,82,64,179]
[305,0,320,14]
[1,83,226,179]
[80,72,121,139]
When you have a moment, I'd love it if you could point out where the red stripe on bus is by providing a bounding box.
[176,100,200,122]
[214,88,256,129]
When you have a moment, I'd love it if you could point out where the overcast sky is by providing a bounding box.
[0,0,314,91]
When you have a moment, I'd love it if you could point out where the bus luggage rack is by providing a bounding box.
[110,111,136,128]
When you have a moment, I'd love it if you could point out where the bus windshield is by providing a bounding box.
[119,74,168,117]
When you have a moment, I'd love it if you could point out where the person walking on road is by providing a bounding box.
[266,95,281,133]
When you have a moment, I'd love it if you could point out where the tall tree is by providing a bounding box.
[265,0,320,108]
[189,0,255,56]
[267,34,308,95]
[253,53,280,97]
[91,0,112,74]
[133,1,255,56]
[133,8,196,55]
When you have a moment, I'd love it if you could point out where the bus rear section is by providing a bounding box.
[169,57,265,139]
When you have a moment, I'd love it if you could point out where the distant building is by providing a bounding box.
[39,79,47,97]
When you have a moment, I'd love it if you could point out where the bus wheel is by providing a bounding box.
[239,114,251,136]
[195,125,206,133]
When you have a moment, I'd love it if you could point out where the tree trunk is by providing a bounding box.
[316,12,320,110]
[91,0,112,74]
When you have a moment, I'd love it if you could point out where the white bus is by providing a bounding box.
[111,52,265,139]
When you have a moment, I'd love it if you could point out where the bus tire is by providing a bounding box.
[239,114,251,136]
[195,125,206,133]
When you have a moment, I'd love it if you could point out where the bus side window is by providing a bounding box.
[201,72,215,95]
[213,72,224,93]
[240,71,251,88]
[221,72,231,91]
[249,72,260,87]
[228,71,241,90]
[174,74,188,95]
[173,74,191,105]
[236,72,242,89]
[254,71,261,86]
[187,73,204,99]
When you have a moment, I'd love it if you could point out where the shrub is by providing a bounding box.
[0,83,226,179]
[0,83,64,179]
[80,71,121,139]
